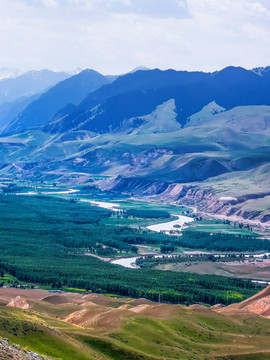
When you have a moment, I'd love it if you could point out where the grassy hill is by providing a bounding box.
[1,289,270,359]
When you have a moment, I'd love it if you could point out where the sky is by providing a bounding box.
[1,0,270,74]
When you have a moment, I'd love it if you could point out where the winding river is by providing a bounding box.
[146,214,194,234]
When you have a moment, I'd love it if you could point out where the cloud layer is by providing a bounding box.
[16,0,189,18]
[0,0,270,73]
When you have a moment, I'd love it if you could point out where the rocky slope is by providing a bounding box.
[0,337,48,360]
[7,296,29,310]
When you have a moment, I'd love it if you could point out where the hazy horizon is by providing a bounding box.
[1,64,270,78]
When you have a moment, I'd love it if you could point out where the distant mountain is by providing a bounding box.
[129,66,150,73]
[3,69,110,134]
[44,66,270,134]
[0,94,40,133]
[0,65,269,225]
[105,66,150,82]
[116,99,182,135]
[0,69,70,106]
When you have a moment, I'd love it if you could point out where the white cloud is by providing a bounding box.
[14,0,189,18]
[0,0,270,73]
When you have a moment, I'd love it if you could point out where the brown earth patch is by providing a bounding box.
[7,296,29,310]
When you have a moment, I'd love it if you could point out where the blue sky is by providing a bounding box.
[0,0,270,73]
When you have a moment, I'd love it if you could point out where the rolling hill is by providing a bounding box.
[1,288,270,359]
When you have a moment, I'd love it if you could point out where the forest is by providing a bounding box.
[0,194,264,305]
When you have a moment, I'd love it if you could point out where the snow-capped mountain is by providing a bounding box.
[0,68,24,81]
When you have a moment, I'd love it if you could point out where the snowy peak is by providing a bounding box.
[0,68,24,81]
[68,67,85,76]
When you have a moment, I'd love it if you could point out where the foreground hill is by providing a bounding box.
[1,288,270,359]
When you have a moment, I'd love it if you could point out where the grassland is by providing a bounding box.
[190,220,257,236]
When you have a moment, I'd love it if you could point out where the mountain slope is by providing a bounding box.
[0,337,48,360]
[1,105,269,180]
[0,70,69,106]
[45,68,211,132]
[0,94,40,133]
[3,69,110,134]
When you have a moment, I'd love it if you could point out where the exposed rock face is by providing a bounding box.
[178,189,270,226]
[216,286,270,318]
[98,176,270,226]
[244,297,270,318]
[98,176,169,196]
[0,337,48,359]
[7,296,29,310]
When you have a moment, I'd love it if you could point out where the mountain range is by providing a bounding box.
[43,66,270,134]
[0,66,269,226]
